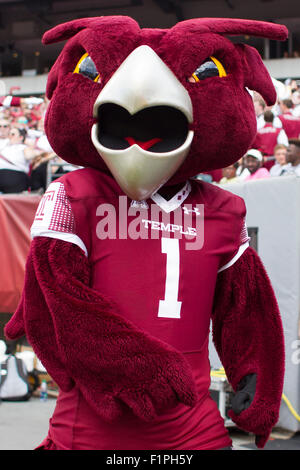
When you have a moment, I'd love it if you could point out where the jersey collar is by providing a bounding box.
[150,180,191,213]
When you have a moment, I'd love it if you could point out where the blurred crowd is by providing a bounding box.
[203,78,300,185]
[0,76,300,196]
[0,95,78,194]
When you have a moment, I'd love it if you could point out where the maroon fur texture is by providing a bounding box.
[212,247,285,448]
[42,16,287,184]
[5,237,198,421]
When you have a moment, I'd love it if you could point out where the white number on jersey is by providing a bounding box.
[158,238,182,318]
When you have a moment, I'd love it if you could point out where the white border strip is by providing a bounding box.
[31,230,88,257]
[151,181,191,213]
[218,241,249,274]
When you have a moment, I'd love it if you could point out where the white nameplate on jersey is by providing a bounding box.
[141,219,197,236]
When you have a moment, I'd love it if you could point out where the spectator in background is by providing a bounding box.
[292,90,300,118]
[253,94,282,130]
[0,95,44,112]
[284,79,299,95]
[20,100,41,130]
[0,95,22,109]
[278,99,300,139]
[0,127,36,193]
[236,156,250,180]
[253,110,289,170]
[253,96,267,130]
[244,149,270,181]
[270,144,289,176]
[0,95,82,193]
[286,139,300,176]
[30,143,57,192]
[24,114,55,192]
[0,118,10,150]
[219,162,239,184]
[201,169,222,183]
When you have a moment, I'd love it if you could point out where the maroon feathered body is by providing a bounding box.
[5,16,287,449]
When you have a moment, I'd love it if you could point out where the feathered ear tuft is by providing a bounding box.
[171,17,288,42]
[236,43,276,106]
[42,17,99,45]
[42,15,140,45]
[201,17,288,41]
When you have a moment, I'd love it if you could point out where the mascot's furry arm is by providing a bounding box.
[5,236,197,421]
[212,246,285,448]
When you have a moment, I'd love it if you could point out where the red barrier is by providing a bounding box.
[0,194,41,313]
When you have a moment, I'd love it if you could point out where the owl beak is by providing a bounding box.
[91,45,194,201]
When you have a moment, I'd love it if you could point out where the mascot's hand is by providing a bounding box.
[231,374,256,414]
[230,374,271,447]
[105,344,199,422]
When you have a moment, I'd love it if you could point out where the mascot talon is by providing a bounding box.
[5,16,287,450]
[231,374,257,415]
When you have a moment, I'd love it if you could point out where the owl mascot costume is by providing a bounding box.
[5,16,288,450]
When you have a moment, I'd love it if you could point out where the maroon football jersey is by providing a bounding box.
[32,168,248,353]
[31,168,249,449]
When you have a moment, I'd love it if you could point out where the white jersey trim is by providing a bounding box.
[217,241,249,274]
[31,229,88,256]
[151,181,191,213]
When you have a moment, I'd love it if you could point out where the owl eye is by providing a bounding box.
[74,52,100,82]
[189,56,226,82]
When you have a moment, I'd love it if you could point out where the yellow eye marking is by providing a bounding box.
[73,52,100,82]
[190,56,227,83]
[210,56,227,77]
[74,52,89,74]
[191,73,200,83]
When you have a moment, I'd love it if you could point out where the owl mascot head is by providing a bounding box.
[5,16,287,450]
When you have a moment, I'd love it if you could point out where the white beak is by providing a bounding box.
[91,45,194,201]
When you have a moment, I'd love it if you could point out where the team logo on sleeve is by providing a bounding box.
[32,182,75,234]
[35,190,56,221]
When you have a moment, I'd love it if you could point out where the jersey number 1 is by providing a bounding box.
[158,238,182,319]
